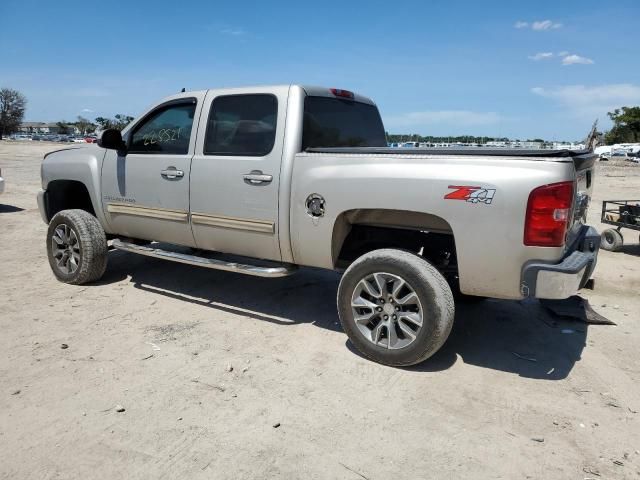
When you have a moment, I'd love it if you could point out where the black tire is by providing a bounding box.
[47,209,108,284]
[600,228,623,252]
[337,249,455,366]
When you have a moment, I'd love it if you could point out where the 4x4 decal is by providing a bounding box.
[444,185,496,205]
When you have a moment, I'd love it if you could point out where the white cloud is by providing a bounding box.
[514,21,529,28]
[562,54,594,65]
[531,84,640,117]
[532,19,563,30]
[528,52,554,61]
[386,110,502,129]
[220,27,246,36]
[81,108,93,113]
[528,51,594,65]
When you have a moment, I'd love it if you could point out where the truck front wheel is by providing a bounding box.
[46,209,108,285]
[337,249,455,366]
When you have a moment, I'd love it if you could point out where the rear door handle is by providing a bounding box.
[243,170,273,185]
[161,167,184,179]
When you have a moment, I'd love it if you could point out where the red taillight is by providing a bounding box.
[330,88,354,99]
[524,181,574,247]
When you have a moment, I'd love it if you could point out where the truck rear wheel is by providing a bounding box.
[600,228,623,252]
[46,209,108,284]
[337,249,455,366]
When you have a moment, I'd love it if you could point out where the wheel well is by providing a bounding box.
[44,180,95,221]
[332,209,458,276]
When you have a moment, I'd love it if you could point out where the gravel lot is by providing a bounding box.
[1,142,639,479]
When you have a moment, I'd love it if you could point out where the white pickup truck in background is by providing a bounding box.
[37,85,600,366]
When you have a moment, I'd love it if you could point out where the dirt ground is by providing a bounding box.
[1,141,639,480]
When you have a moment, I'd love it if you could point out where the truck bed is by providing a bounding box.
[305,147,593,158]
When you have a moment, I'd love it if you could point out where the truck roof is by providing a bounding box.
[157,85,377,106]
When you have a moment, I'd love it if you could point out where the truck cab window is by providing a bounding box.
[302,97,387,149]
[129,102,196,154]
[204,94,277,156]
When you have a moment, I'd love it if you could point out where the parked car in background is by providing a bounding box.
[0,167,4,194]
[628,151,640,163]
[11,134,32,141]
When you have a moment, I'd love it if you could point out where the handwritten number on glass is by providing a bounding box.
[142,127,183,146]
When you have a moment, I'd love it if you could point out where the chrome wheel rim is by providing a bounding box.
[51,224,81,274]
[350,272,423,350]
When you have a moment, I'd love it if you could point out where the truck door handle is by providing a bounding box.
[161,167,184,179]
[243,170,273,185]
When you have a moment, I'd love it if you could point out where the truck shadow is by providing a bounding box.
[101,249,587,380]
[614,243,640,256]
[0,204,25,213]
[404,299,588,379]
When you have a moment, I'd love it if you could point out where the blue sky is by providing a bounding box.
[1,0,638,140]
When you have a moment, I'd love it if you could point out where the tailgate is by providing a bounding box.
[566,152,597,247]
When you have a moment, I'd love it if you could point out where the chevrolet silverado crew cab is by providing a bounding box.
[37,85,600,366]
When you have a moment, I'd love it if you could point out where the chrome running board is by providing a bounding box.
[112,239,297,278]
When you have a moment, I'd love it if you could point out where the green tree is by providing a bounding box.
[94,116,112,129]
[113,114,134,130]
[56,121,70,134]
[0,88,27,139]
[605,106,640,144]
[75,116,94,135]
[94,114,134,131]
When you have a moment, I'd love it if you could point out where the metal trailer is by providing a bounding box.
[600,200,640,251]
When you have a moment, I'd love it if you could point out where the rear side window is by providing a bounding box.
[129,101,196,154]
[302,97,387,149]
[204,94,277,156]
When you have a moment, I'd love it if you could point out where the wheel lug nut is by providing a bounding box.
[380,299,385,304]
[376,307,382,312]
[395,306,400,311]
[383,315,388,320]
[392,315,397,320]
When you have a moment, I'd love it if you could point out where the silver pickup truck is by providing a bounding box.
[37,85,599,366]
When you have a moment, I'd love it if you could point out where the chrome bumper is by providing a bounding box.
[521,226,600,300]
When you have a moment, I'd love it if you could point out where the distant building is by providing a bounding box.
[485,141,509,148]
[485,140,543,149]
[552,141,586,150]
[517,141,543,149]
[19,122,79,135]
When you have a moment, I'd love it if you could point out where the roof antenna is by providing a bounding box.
[181,87,186,93]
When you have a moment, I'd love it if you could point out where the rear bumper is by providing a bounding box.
[521,225,600,299]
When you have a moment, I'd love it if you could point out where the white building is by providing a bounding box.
[19,122,80,135]
[552,142,586,150]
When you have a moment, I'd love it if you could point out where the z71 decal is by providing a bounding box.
[444,185,496,205]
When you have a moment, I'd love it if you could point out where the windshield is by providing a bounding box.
[302,96,387,149]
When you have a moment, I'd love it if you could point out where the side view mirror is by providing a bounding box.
[98,129,127,151]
